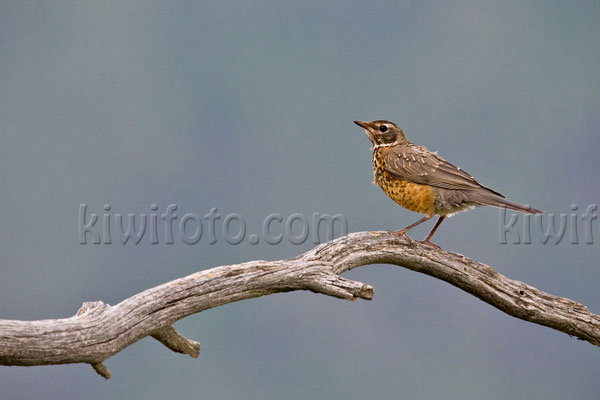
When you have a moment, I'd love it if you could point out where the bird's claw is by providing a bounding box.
[419,240,442,250]
[391,230,410,240]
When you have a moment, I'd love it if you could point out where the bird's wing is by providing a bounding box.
[383,145,504,196]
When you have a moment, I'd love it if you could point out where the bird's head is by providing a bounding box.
[353,120,407,147]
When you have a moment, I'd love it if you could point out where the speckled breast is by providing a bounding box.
[372,148,437,216]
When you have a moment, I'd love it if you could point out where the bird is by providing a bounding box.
[354,119,542,249]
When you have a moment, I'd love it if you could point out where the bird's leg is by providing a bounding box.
[394,215,432,239]
[419,216,445,249]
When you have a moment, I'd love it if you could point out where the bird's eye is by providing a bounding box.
[379,125,388,133]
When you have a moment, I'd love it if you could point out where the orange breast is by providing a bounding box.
[372,147,438,216]
[375,170,437,216]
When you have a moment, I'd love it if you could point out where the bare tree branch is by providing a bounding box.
[1,231,598,379]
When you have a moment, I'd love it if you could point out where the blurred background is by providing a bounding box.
[1,1,599,398]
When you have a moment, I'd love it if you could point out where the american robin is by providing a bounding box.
[354,120,542,248]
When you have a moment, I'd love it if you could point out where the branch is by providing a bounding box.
[0,231,598,378]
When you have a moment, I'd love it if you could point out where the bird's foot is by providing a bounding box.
[419,239,442,250]
[391,230,411,240]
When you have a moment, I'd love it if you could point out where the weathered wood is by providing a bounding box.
[0,231,598,379]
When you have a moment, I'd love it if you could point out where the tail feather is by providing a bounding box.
[469,190,542,214]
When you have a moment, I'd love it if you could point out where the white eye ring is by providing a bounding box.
[379,125,388,133]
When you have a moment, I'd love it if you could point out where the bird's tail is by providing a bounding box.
[469,190,542,214]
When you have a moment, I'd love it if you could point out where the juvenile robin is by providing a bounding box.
[354,120,542,248]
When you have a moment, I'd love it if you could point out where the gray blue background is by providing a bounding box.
[1,1,599,398]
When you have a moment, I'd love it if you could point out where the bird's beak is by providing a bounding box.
[353,120,368,129]
[354,120,377,146]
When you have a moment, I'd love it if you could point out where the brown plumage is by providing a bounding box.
[354,119,542,248]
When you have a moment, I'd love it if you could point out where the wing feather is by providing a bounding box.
[383,145,504,197]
